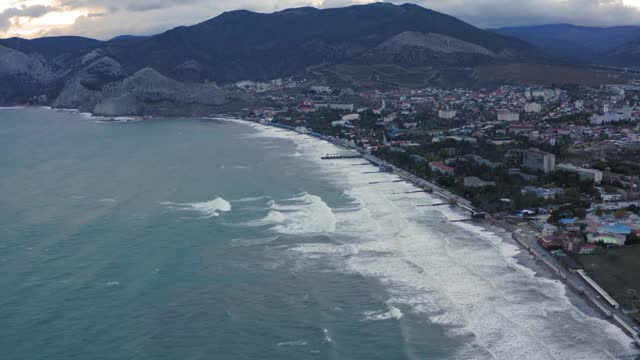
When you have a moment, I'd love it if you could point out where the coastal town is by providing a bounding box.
[229,77,640,341]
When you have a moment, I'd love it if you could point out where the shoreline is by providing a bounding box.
[4,105,639,348]
[227,116,640,346]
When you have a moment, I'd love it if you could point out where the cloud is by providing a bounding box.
[0,5,56,32]
[4,0,640,40]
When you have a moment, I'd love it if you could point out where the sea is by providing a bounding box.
[0,107,638,360]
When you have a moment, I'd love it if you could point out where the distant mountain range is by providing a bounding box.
[493,24,640,66]
[5,2,637,116]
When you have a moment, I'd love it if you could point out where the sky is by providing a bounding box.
[3,0,640,39]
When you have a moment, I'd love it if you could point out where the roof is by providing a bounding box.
[600,223,632,235]
[429,161,454,172]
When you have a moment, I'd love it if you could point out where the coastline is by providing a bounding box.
[3,106,638,353]
[222,115,640,348]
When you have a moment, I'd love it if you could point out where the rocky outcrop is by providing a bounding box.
[93,68,229,116]
[52,81,100,111]
[76,56,125,90]
[0,44,50,77]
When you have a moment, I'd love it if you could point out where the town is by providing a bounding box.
[230,77,640,329]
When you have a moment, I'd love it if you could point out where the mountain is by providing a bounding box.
[599,39,640,68]
[103,3,539,82]
[493,24,640,61]
[0,2,543,114]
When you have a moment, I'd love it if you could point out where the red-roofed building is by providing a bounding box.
[539,235,564,250]
[429,161,455,176]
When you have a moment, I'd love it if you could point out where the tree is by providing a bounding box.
[614,209,627,219]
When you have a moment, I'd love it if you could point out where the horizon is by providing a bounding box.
[4,0,640,40]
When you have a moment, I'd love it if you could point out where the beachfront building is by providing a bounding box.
[523,148,556,174]
[429,161,455,176]
[556,163,603,184]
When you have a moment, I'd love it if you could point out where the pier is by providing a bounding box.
[321,152,362,160]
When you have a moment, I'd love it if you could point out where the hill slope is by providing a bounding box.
[102,3,540,82]
[493,24,640,61]
[0,3,545,111]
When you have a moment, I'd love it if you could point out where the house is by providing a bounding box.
[577,244,599,255]
[429,161,455,176]
[539,235,564,250]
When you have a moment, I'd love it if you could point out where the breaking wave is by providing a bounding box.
[235,119,636,360]
[163,197,231,218]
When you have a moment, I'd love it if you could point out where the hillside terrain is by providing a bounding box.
[0,3,578,115]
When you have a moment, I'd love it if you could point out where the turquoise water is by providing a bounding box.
[0,108,636,360]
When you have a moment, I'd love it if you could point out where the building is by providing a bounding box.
[577,244,598,255]
[575,100,584,110]
[556,163,603,184]
[587,233,626,246]
[497,110,520,122]
[522,186,564,200]
[314,103,354,112]
[488,138,515,146]
[590,107,633,125]
[509,168,538,182]
[342,113,360,121]
[438,109,457,119]
[310,86,332,94]
[429,161,455,176]
[523,148,556,173]
[524,102,542,113]
[463,177,496,189]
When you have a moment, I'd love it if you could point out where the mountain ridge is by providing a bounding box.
[0,2,546,114]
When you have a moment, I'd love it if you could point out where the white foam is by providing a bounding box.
[322,328,332,344]
[363,305,404,321]
[163,197,231,218]
[276,340,308,347]
[105,281,120,287]
[231,119,636,359]
[268,193,336,235]
[234,196,267,203]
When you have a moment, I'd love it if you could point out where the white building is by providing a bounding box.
[497,110,520,122]
[342,113,360,121]
[575,100,584,110]
[524,102,542,113]
[523,148,556,174]
[438,109,457,119]
[310,86,332,94]
[315,103,354,112]
[590,107,633,125]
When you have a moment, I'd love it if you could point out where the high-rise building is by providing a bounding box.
[523,148,556,174]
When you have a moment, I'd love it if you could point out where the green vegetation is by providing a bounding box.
[578,246,640,322]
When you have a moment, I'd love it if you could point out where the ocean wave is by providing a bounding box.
[276,340,308,347]
[363,305,403,321]
[232,119,636,359]
[163,197,231,218]
[269,193,336,235]
[234,196,267,203]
